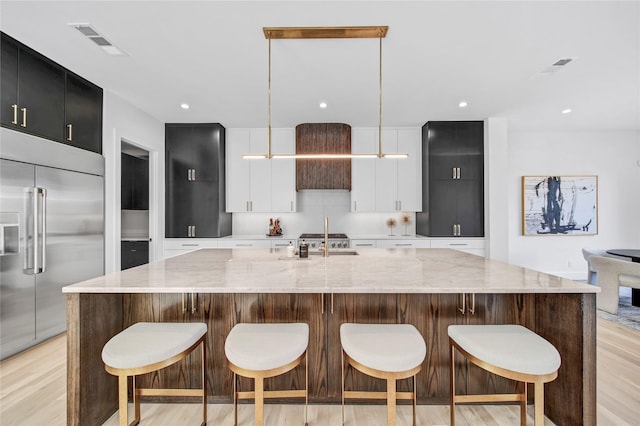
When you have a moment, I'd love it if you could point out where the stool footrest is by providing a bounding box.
[344,390,415,400]
[236,389,307,400]
[454,393,526,403]
[137,388,205,398]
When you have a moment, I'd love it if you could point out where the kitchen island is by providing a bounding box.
[64,248,598,426]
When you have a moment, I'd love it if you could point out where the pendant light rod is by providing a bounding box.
[379,31,383,159]
[243,25,408,160]
[267,31,272,159]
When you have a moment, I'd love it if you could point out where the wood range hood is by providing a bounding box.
[295,123,352,191]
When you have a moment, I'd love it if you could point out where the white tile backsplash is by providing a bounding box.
[231,190,416,236]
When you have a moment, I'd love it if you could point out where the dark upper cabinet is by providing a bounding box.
[165,123,231,238]
[1,32,102,154]
[1,33,65,142]
[121,154,149,210]
[65,73,103,154]
[428,121,483,180]
[417,121,484,237]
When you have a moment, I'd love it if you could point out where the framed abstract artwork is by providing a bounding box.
[522,175,598,236]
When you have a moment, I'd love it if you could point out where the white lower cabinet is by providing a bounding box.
[351,239,377,248]
[430,239,485,256]
[163,239,218,259]
[376,239,431,249]
[217,239,272,249]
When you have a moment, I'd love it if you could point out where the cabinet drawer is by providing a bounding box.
[217,239,271,249]
[377,239,431,249]
[351,239,376,248]
[163,239,219,250]
[430,239,485,249]
[271,239,297,249]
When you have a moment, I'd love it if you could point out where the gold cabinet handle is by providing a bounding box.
[182,293,187,313]
[11,104,18,124]
[459,292,466,315]
[468,293,476,315]
[20,107,27,127]
[191,293,197,314]
[67,124,73,141]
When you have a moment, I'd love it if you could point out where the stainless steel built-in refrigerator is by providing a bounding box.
[0,128,104,360]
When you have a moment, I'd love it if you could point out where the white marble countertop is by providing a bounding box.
[64,248,598,294]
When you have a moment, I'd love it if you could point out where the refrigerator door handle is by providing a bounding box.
[24,187,36,274]
[37,187,47,273]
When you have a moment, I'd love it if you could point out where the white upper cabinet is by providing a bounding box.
[226,128,296,213]
[226,129,271,212]
[374,128,422,212]
[270,128,296,212]
[351,128,377,212]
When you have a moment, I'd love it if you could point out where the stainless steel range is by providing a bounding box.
[299,233,350,249]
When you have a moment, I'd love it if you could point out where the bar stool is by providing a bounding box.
[448,324,561,426]
[101,322,208,426]
[224,323,309,426]
[340,323,426,426]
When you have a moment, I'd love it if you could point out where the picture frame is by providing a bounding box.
[522,175,598,236]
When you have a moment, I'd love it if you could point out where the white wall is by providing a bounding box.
[506,130,640,279]
[102,91,164,273]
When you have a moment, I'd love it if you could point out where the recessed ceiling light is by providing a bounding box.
[562,108,572,114]
[319,102,328,109]
[181,103,190,110]
[458,101,468,108]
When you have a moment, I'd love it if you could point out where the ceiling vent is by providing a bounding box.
[68,23,126,56]
[529,57,576,80]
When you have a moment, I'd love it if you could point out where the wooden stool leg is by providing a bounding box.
[450,343,456,426]
[341,351,345,426]
[520,382,527,426]
[118,375,128,426]
[387,378,396,426]
[305,353,309,426]
[255,377,264,426]
[201,340,207,426]
[132,376,140,425]
[534,381,544,426]
[413,375,417,426]
[233,373,238,426]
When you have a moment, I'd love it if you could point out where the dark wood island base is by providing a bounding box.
[66,291,596,426]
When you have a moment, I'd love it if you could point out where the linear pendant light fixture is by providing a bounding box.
[242,26,408,159]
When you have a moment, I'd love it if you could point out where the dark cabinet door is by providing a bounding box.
[121,154,133,209]
[427,122,458,180]
[456,121,483,180]
[166,180,192,238]
[456,180,484,237]
[166,124,192,182]
[121,154,148,210]
[1,36,19,128]
[131,156,149,210]
[65,73,103,154]
[428,180,460,237]
[17,45,65,142]
[121,241,149,270]
[191,125,222,182]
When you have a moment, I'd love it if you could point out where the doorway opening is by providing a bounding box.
[121,141,150,270]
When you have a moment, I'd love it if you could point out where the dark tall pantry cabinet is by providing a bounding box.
[165,123,231,238]
[416,121,484,237]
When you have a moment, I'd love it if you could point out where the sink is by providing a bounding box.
[309,250,359,256]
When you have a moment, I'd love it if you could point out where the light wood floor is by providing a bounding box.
[1,318,638,425]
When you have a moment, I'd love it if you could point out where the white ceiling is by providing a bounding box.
[1,1,639,132]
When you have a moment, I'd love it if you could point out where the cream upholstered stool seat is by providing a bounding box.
[225,323,309,426]
[340,323,426,426]
[102,322,207,426]
[448,324,561,426]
